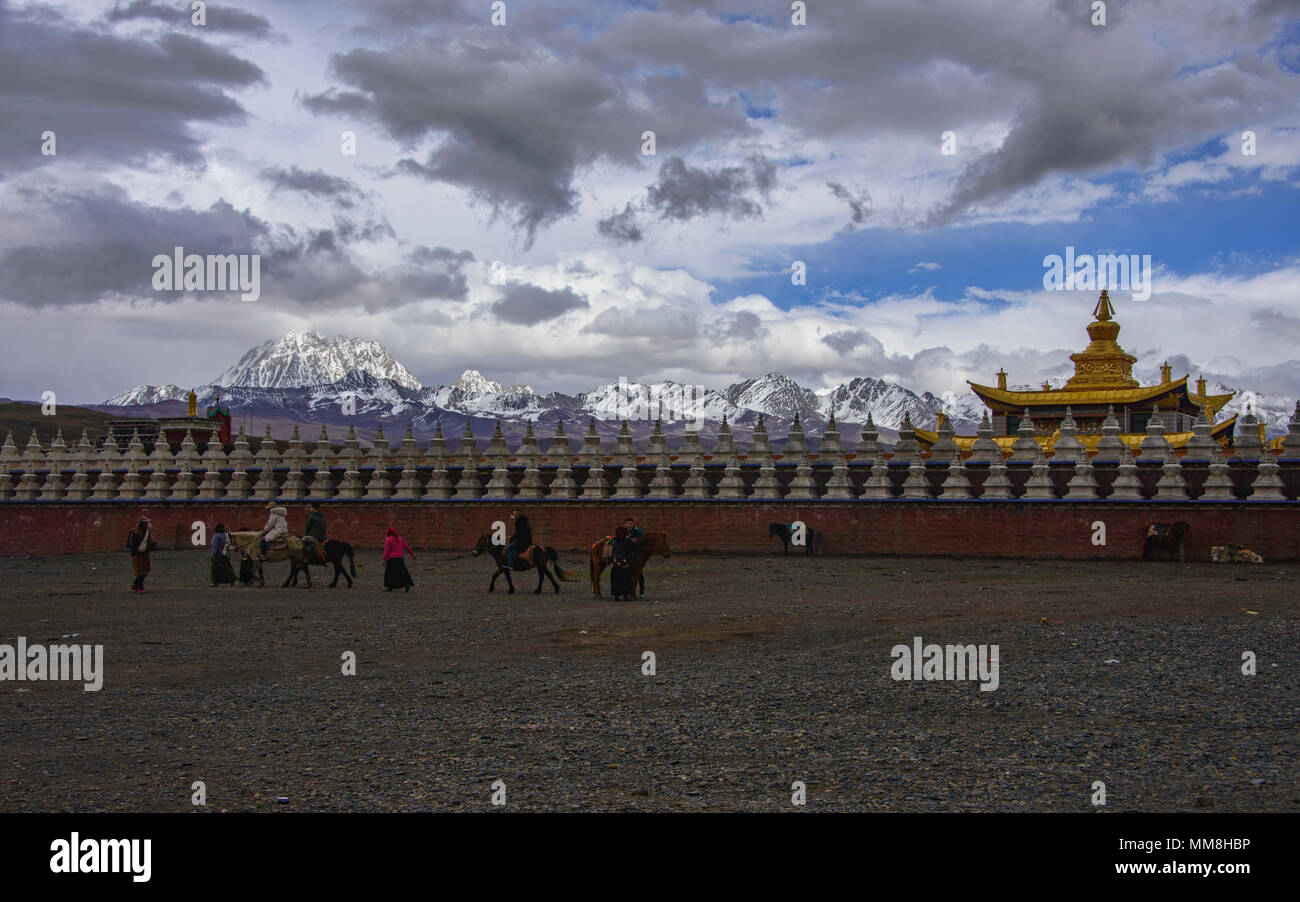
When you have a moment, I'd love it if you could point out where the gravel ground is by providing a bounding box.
[0,549,1296,812]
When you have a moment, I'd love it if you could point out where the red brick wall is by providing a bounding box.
[0,501,1296,561]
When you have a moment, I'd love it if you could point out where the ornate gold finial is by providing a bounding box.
[187,389,197,417]
[1093,289,1114,321]
[996,368,1007,390]
[1065,291,1138,390]
[1159,361,1172,383]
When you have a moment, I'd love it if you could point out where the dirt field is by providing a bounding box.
[0,548,1296,812]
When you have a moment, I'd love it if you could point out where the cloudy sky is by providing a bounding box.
[1,0,1298,404]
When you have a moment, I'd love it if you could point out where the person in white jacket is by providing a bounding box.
[258,502,289,559]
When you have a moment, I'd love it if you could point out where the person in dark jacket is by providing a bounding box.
[623,517,646,597]
[210,523,236,586]
[609,526,635,600]
[128,515,157,593]
[504,508,531,570]
[305,502,327,543]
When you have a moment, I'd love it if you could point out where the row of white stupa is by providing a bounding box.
[0,409,1296,501]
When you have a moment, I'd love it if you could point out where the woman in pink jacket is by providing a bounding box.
[382,526,414,592]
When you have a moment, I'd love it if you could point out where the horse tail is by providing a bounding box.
[549,546,574,581]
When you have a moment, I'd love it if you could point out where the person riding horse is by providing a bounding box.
[305,502,327,543]
[258,502,289,560]
[504,508,531,570]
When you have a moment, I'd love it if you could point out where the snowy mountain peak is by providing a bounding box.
[216,333,422,391]
[451,370,502,396]
[104,384,191,406]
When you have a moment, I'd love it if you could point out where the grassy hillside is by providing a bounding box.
[0,402,120,446]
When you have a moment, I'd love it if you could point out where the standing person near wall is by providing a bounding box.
[382,526,415,592]
[127,515,157,593]
[210,523,236,587]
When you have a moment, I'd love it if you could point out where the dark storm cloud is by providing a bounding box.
[597,203,644,244]
[582,304,699,341]
[490,282,589,325]
[0,190,266,305]
[646,155,775,223]
[348,0,467,32]
[587,1,1300,226]
[707,311,767,342]
[0,185,469,311]
[0,2,264,178]
[106,0,273,37]
[260,166,367,209]
[821,329,874,355]
[827,182,872,231]
[300,25,751,246]
[392,245,473,301]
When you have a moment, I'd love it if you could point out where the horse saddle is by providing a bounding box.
[1147,523,1172,539]
[302,536,325,564]
[266,537,289,550]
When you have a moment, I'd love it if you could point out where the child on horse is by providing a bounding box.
[258,502,288,560]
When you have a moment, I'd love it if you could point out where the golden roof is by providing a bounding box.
[913,414,1237,453]
[968,377,1191,407]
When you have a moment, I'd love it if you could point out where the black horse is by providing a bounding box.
[471,532,563,594]
[286,539,358,587]
[1140,522,1190,562]
[768,521,824,556]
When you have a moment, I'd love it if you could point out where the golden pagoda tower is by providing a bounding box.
[914,292,1238,453]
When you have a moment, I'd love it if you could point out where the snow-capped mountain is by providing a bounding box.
[1212,384,1297,435]
[100,332,1296,439]
[216,332,422,391]
[585,380,743,425]
[104,383,190,406]
[727,373,821,421]
[817,377,953,430]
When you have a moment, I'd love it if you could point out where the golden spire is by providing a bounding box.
[1064,292,1138,390]
[1093,289,1115,321]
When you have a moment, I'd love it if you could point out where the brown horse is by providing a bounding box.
[228,531,313,587]
[588,531,672,599]
[1140,521,1191,562]
[471,532,563,594]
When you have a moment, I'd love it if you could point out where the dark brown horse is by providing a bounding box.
[768,521,824,556]
[588,531,672,599]
[286,539,358,588]
[1140,521,1190,562]
[471,532,563,594]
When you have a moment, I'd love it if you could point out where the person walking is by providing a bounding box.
[127,515,157,593]
[210,522,236,586]
[382,526,415,592]
[503,508,531,570]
